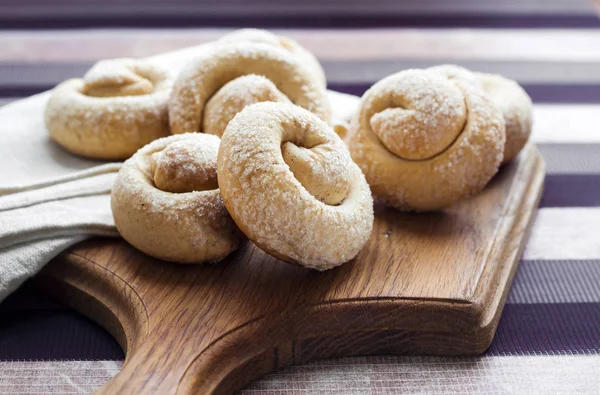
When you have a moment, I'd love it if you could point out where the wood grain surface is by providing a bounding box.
[35,144,544,394]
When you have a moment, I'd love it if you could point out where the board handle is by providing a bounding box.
[36,251,283,394]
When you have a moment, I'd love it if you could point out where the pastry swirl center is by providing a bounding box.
[369,71,467,161]
[282,141,350,206]
[82,59,154,97]
[203,74,290,137]
[150,139,219,193]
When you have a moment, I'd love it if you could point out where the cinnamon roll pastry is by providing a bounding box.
[111,133,242,264]
[217,102,373,270]
[45,58,172,160]
[169,42,330,136]
[219,28,327,88]
[347,68,505,211]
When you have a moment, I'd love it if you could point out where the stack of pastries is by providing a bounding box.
[44,29,532,270]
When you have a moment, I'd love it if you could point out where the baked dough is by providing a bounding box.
[169,42,330,136]
[476,73,533,163]
[219,28,327,88]
[45,58,172,160]
[111,133,242,264]
[429,65,532,163]
[347,68,505,211]
[217,102,373,270]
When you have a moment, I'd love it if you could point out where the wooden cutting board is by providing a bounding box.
[36,143,544,395]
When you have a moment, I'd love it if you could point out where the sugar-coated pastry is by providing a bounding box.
[429,65,532,163]
[45,58,172,160]
[476,73,533,163]
[111,133,242,264]
[217,102,373,270]
[427,64,481,86]
[219,28,327,88]
[347,68,505,211]
[169,42,330,136]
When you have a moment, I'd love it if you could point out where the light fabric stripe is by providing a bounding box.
[509,260,600,304]
[2,29,600,63]
[322,60,600,84]
[524,208,600,261]
[533,105,600,143]
[3,100,600,148]
[0,360,121,394]
[0,356,597,394]
[4,60,599,87]
[247,355,600,394]
[538,144,600,174]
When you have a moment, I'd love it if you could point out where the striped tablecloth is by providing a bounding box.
[1,2,600,393]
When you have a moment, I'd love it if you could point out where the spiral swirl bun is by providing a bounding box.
[169,43,331,135]
[219,28,327,89]
[476,73,533,163]
[203,74,291,137]
[217,102,374,270]
[430,65,533,163]
[45,58,172,160]
[111,133,242,264]
[427,64,481,87]
[348,69,505,211]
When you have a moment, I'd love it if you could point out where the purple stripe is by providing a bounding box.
[10,83,600,104]
[0,283,123,361]
[0,14,598,30]
[2,285,600,360]
[331,84,600,104]
[509,260,600,304]
[540,174,600,208]
[0,282,65,312]
[0,311,124,360]
[487,303,600,355]
[2,62,600,104]
[5,84,600,104]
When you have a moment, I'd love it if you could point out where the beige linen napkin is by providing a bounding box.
[0,43,361,302]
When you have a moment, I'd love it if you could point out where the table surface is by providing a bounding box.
[1,2,600,394]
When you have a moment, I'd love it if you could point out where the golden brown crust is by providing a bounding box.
[44,58,172,160]
[217,102,373,270]
[168,42,331,135]
[111,133,242,264]
[348,68,505,211]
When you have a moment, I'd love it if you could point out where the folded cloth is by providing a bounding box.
[0,43,361,303]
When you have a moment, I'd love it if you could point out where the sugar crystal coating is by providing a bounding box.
[45,58,173,160]
[218,28,327,88]
[476,72,533,163]
[169,42,331,135]
[217,102,374,270]
[348,67,506,211]
[203,74,290,137]
[111,133,242,264]
[151,136,220,193]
